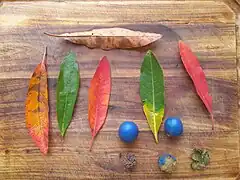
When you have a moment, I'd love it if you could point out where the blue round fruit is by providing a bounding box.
[158,154,177,173]
[118,121,139,143]
[164,117,183,136]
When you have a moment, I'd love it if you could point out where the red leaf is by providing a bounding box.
[88,57,111,151]
[25,47,49,154]
[179,41,214,129]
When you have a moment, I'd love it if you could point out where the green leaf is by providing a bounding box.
[140,50,165,143]
[56,52,80,136]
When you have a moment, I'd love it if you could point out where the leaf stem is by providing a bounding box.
[154,133,159,143]
[149,51,158,143]
[211,114,214,130]
[89,136,95,152]
[44,32,90,37]
[44,32,63,37]
[41,46,47,67]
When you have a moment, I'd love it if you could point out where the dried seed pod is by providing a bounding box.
[191,148,210,170]
[119,152,137,171]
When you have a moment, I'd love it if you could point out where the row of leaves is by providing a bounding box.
[25,49,111,154]
[25,41,213,155]
[140,41,213,144]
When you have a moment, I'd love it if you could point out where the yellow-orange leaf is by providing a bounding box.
[25,47,49,155]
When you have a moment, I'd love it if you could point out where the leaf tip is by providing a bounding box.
[178,40,185,49]
[146,49,153,55]
[178,40,192,54]
[100,56,109,64]
[63,51,77,64]
[102,55,108,59]
[178,40,183,43]
[145,50,158,61]
[98,56,111,74]
[68,51,76,57]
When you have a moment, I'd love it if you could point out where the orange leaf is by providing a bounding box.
[25,47,49,155]
[88,56,111,151]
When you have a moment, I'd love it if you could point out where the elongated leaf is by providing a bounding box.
[56,52,80,136]
[25,47,49,154]
[178,41,214,129]
[140,50,165,143]
[44,27,162,50]
[88,57,111,151]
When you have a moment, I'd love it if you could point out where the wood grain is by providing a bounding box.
[236,8,240,180]
[0,1,239,179]
[0,1,236,26]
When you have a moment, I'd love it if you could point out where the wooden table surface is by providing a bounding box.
[0,0,240,179]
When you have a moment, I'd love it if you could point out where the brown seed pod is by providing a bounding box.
[119,152,137,171]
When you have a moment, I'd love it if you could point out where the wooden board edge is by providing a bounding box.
[236,173,240,180]
[235,0,240,6]
[224,0,240,174]
[223,0,240,14]
[236,13,240,178]
[0,0,237,24]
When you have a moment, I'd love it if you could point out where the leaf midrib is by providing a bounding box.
[60,67,74,136]
[93,82,100,137]
[37,75,43,135]
[150,55,156,134]
[60,61,72,136]
[61,93,68,135]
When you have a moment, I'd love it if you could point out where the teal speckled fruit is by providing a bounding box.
[158,154,177,173]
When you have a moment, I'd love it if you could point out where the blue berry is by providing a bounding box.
[118,121,139,143]
[164,117,183,136]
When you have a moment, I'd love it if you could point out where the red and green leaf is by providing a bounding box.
[25,47,49,154]
[88,56,111,151]
[179,41,214,129]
